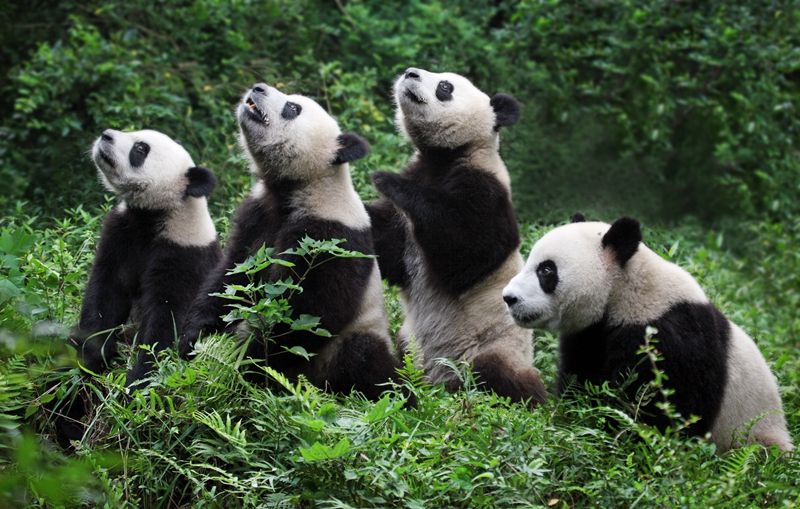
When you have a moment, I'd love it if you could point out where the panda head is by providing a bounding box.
[236,83,369,183]
[393,68,520,151]
[502,215,643,333]
[91,129,216,210]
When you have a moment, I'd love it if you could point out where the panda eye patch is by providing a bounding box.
[129,141,150,168]
[536,260,558,294]
[281,101,302,120]
[436,80,454,101]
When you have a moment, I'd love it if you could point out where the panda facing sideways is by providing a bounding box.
[180,83,401,400]
[72,129,221,387]
[367,68,547,406]
[503,215,793,452]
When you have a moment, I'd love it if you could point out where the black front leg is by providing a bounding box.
[73,263,133,373]
[371,172,447,224]
[179,259,249,359]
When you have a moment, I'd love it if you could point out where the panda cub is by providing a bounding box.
[503,216,793,451]
[74,129,221,387]
[180,84,400,400]
[368,68,546,406]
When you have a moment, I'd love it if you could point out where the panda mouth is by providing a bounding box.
[97,149,115,169]
[245,97,270,125]
[404,89,427,105]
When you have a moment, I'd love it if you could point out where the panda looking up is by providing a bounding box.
[368,68,546,406]
[74,129,221,387]
[180,84,400,400]
[503,216,793,452]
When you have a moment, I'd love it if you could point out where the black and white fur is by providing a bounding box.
[180,84,399,400]
[368,68,546,406]
[503,216,793,451]
[73,129,221,387]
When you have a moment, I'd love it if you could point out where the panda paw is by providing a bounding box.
[178,330,198,360]
[371,171,404,198]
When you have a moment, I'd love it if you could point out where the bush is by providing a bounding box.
[2,1,797,222]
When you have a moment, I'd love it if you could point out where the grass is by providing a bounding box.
[0,206,798,508]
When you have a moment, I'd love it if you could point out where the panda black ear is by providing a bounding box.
[571,212,586,223]
[602,217,642,267]
[490,93,521,130]
[333,133,370,165]
[186,166,217,198]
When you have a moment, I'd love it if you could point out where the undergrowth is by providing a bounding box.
[0,209,798,508]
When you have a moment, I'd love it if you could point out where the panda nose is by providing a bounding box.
[503,294,518,306]
[101,130,114,143]
[252,83,268,95]
[404,68,421,80]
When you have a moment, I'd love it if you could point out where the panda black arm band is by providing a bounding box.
[365,198,408,287]
[180,258,250,352]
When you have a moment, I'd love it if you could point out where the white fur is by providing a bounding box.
[91,129,217,247]
[237,86,341,181]
[505,220,793,451]
[237,85,369,230]
[162,197,217,247]
[289,167,370,230]
[504,221,706,333]
[93,129,194,210]
[400,239,533,385]
[393,69,510,186]
[711,323,793,451]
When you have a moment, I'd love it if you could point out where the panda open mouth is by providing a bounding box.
[404,89,427,105]
[245,97,270,125]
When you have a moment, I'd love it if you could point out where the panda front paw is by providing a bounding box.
[178,329,199,360]
[371,171,404,198]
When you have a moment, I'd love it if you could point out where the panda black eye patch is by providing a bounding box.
[129,141,150,168]
[436,80,454,101]
[536,260,558,294]
[281,101,302,120]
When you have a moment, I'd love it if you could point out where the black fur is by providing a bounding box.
[186,166,217,198]
[181,181,398,399]
[129,141,150,168]
[490,93,521,130]
[370,150,520,296]
[472,351,547,408]
[571,212,586,223]
[602,217,642,267]
[536,260,558,294]
[558,302,730,435]
[435,80,454,102]
[316,332,401,400]
[71,206,221,386]
[365,198,408,287]
[332,133,370,165]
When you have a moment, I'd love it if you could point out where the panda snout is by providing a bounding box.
[502,293,518,307]
[100,130,114,143]
[404,68,421,80]
[252,83,268,95]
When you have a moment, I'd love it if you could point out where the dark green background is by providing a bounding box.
[2,0,798,224]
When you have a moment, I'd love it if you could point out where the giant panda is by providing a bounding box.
[180,83,400,400]
[73,129,221,387]
[502,215,794,451]
[367,68,547,406]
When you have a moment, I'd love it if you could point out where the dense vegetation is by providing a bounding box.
[1,1,798,507]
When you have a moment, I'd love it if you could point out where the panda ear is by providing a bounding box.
[602,217,642,267]
[332,133,370,165]
[571,212,586,223]
[186,166,217,198]
[490,93,521,130]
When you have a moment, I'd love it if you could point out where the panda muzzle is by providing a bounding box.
[245,97,269,125]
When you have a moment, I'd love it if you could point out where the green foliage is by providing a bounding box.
[2,0,797,221]
[1,206,798,507]
[1,1,799,507]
